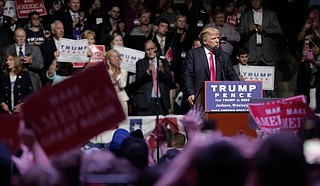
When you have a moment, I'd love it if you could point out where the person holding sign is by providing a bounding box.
[105,49,129,115]
[0,53,33,114]
[183,27,239,107]
[47,51,73,85]
[41,20,64,85]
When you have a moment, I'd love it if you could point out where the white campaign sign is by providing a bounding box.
[114,45,145,73]
[240,66,275,90]
[57,38,89,62]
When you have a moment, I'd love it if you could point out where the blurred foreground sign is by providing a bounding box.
[0,114,21,152]
[22,63,125,155]
[248,95,317,137]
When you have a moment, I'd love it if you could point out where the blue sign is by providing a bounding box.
[205,81,263,112]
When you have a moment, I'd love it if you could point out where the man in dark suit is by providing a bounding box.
[3,28,44,91]
[41,20,65,84]
[152,18,179,113]
[53,0,89,39]
[98,4,122,47]
[183,27,239,107]
[133,40,172,116]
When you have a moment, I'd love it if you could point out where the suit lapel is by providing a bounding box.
[215,55,221,80]
[25,44,31,56]
[199,47,210,78]
[143,58,150,70]
[250,10,255,24]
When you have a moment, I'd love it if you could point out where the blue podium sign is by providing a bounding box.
[205,81,263,112]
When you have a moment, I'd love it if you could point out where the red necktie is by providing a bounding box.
[209,51,216,81]
[151,60,160,95]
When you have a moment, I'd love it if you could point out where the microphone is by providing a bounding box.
[213,46,221,57]
[213,46,225,80]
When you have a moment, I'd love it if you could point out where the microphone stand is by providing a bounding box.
[155,51,161,162]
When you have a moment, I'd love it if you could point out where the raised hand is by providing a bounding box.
[181,104,204,138]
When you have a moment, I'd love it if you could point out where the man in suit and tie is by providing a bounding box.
[237,0,282,97]
[183,27,239,107]
[152,18,179,113]
[3,28,44,91]
[133,40,172,116]
[53,0,89,39]
[41,20,65,84]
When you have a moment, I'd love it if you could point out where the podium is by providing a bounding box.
[195,81,263,137]
[206,112,255,137]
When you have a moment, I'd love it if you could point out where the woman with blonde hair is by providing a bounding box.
[73,30,98,69]
[81,30,96,46]
[105,49,129,115]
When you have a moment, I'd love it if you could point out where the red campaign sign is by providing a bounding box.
[248,95,306,136]
[280,101,316,136]
[165,47,173,63]
[16,0,47,19]
[21,63,125,155]
[73,45,105,68]
[0,114,21,152]
[89,45,105,63]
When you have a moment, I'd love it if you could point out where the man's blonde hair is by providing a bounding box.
[199,27,221,43]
